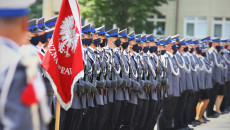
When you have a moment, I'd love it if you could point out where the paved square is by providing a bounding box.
[193,113,230,130]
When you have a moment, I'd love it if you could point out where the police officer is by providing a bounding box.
[104,28,124,130]
[173,36,192,130]
[144,35,162,130]
[189,39,204,125]
[195,42,212,123]
[134,34,152,130]
[0,0,51,129]
[45,16,58,29]
[213,39,227,115]
[206,38,223,118]
[200,41,213,122]
[116,28,132,129]
[94,25,109,130]
[120,31,141,130]
[43,28,54,51]
[79,24,97,130]
[222,39,230,113]
[177,38,195,129]
[37,17,50,53]
[157,37,180,130]
[131,34,145,130]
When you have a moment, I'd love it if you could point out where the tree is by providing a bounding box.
[79,0,169,33]
[29,0,43,19]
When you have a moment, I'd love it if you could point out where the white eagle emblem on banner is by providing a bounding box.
[58,16,79,57]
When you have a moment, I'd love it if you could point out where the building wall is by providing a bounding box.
[42,0,230,38]
[156,0,230,38]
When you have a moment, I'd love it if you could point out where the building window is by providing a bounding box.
[212,17,230,38]
[146,15,166,36]
[184,16,207,38]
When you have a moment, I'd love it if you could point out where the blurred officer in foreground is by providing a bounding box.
[0,0,51,130]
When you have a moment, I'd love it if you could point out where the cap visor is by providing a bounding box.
[42,27,50,30]
[31,29,43,33]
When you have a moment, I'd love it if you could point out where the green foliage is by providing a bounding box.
[79,0,168,33]
[29,0,43,19]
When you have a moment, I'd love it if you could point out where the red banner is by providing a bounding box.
[41,0,84,110]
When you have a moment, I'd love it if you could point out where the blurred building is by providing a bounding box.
[43,0,230,39]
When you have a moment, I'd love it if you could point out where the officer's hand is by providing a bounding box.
[161,79,167,86]
[156,81,161,90]
[85,83,91,93]
[105,80,111,88]
[138,87,144,95]
[77,82,85,93]
[111,80,117,88]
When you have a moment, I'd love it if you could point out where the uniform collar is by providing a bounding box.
[208,47,217,53]
[0,36,20,51]
[143,53,148,56]
[114,47,120,52]
[124,50,128,55]
[88,46,95,52]
[223,49,229,53]
[166,51,173,57]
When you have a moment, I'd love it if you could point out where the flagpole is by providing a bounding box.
[55,99,61,130]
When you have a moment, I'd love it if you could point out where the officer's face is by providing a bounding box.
[138,43,142,48]
[223,42,227,47]
[98,35,105,43]
[180,45,186,51]
[143,42,148,47]
[149,42,156,47]
[92,33,99,40]
[194,44,199,48]
[83,34,92,39]
[158,46,165,51]
[129,40,136,49]
[166,43,173,50]
[21,31,34,45]
[215,42,220,46]
[120,38,127,43]
[188,45,193,51]
[111,37,118,43]
[107,37,118,48]
[201,50,207,53]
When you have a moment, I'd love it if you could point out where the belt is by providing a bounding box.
[47,91,55,96]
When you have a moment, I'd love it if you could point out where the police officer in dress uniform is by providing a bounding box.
[96,26,114,130]
[93,25,109,130]
[131,34,145,130]
[45,16,58,29]
[176,38,195,130]
[37,17,50,53]
[120,31,141,130]
[206,38,224,118]
[173,35,192,130]
[213,40,228,115]
[222,39,230,113]
[133,34,151,130]
[103,28,124,130]
[0,0,51,129]
[43,28,54,51]
[85,24,105,130]
[157,37,180,130]
[196,42,212,123]
[183,39,199,127]
[189,39,204,126]
[79,24,97,130]
[193,40,207,124]
[144,35,162,130]
[115,28,132,130]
